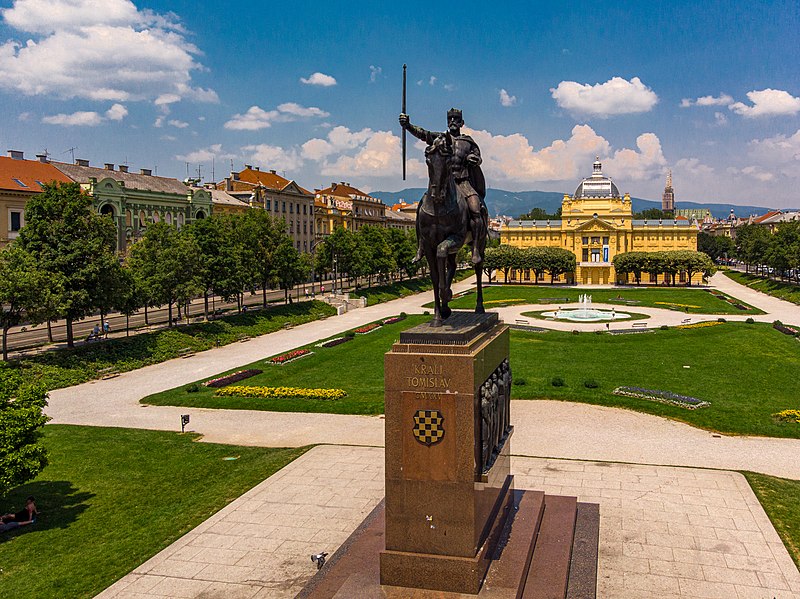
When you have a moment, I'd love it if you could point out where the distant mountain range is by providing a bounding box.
[371,188,776,220]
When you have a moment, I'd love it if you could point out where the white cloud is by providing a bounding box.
[674,157,713,176]
[729,89,800,118]
[738,165,775,181]
[300,72,336,86]
[748,129,800,178]
[105,103,127,121]
[241,144,303,172]
[429,76,437,86]
[42,110,104,126]
[499,89,517,107]
[443,83,455,92]
[276,102,328,118]
[550,76,658,117]
[714,111,728,126]
[605,133,667,181]
[0,0,215,105]
[167,119,189,128]
[680,93,733,108]
[175,143,236,163]
[18,111,32,121]
[160,134,176,141]
[225,103,328,131]
[369,65,381,82]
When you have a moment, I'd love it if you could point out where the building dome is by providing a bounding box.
[573,157,620,199]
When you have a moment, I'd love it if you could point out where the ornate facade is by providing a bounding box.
[314,182,387,236]
[500,159,699,285]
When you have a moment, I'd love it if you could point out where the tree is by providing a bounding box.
[0,384,49,497]
[634,208,668,220]
[272,240,311,303]
[386,228,417,280]
[735,224,771,273]
[359,226,396,286]
[16,182,118,347]
[127,223,201,326]
[189,215,240,318]
[0,246,61,361]
[543,247,576,283]
[483,245,520,282]
[698,232,735,262]
[517,206,562,220]
[238,210,283,309]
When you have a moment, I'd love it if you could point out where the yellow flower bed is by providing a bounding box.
[216,385,347,400]
[773,409,800,423]
[677,321,723,330]
[484,298,526,305]
[654,301,701,309]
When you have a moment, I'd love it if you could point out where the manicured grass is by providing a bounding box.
[440,284,763,314]
[0,301,337,398]
[724,270,800,305]
[520,309,652,322]
[509,323,800,438]
[0,425,307,599]
[147,316,800,439]
[143,314,431,415]
[743,471,800,569]
[354,269,473,306]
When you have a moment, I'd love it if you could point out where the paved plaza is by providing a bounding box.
[39,273,800,597]
[97,445,800,599]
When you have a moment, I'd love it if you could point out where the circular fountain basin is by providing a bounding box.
[541,309,631,322]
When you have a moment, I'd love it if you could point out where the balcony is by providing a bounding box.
[579,261,611,267]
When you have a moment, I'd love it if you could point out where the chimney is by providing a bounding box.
[270,169,276,174]
[331,183,337,191]
[140,168,152,176]
[76,159,90,167]
[104,163,114,170]
[35,154,48,163]
[244,164,253,170]
[254,166,260,171]
[232,171,240,181]
[7,150,23,160]
[118,165,128,173]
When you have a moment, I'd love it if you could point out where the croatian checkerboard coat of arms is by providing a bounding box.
[412,409,444,446]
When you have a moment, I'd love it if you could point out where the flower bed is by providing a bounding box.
[654,301,701,309]
[677,321,723,330]
[202,369,263,388]
[773,409,800,423]
[269,349,313,364]
[354,323,381,334]
[484,298,525,305]
[613,386,710,409]
[215,385,347,400]
[773,322,799,336]
[382,315,407,325]
[316,336,352,348]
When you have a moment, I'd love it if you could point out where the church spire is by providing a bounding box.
[662,170,675,215]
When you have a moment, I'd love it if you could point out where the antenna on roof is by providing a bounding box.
[186,162,190,178]
[211,156,215,183]
[63,147,77,162]
[41,148,51,159]
[196,164,203,181]
[230,159,234,172]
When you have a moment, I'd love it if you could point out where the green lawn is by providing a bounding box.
[146,317,800,438]
[353,269,473,306]
[0,426,306,599]
[143,314,431,415]
[724,270,800,305]
[440,284,763,314]
[743,472,800,569]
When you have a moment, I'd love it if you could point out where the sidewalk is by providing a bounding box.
[96,445,800,599]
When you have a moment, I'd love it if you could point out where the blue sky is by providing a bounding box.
[0,0,798,208]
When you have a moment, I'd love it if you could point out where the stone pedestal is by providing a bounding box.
[380,312,513,594]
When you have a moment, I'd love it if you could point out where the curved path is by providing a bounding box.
[47,274,800,480]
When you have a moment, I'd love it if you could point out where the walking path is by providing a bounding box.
[47,274,800,480]
[97,445,800,599]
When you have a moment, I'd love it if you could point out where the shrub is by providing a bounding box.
[660,325,669,331]
[551,376,565,387]
[571,330,580,335]
[344,331,356,338]
[717,317,726,322]
[773,409,800,424]
[202,369,263,388]
[512,378,526,386]
[746,317,755,324]
[186,383,200,393]
[583,379,599,389]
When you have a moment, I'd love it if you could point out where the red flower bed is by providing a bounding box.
[203,369,263,388]
[270,349,312,364]
[353,323,380,334]
[382,316,406,325]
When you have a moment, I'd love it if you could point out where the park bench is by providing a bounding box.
[631,322,648,328]
[237,334,251,343]
[282,322,294,330]
[97,366,119,380]
[515,319,530,325]
[681,318,691,324]
[538,297,569,304]
[177,347,195,358]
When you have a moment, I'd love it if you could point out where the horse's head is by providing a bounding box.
[425,133,452,204]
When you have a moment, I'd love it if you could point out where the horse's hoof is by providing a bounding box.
[441,306,452,319]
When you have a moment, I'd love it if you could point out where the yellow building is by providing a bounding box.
[500,159,699,285]
[314,182,387,236]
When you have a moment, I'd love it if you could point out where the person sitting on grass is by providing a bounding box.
[0,496,38,532]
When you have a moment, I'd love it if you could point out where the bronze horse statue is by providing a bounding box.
[417,133,487,326]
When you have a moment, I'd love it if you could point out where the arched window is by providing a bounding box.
[152,211,160,223]
[177,213,185,228]
[165,213,172,226]
[125,210,132,227]
[100,204,114,217]
[195,210,206,220]
[139,210,146,225]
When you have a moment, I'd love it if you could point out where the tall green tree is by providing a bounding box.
[239,210,283,308]
[271,240,311,303]
[0,246,61,361]
[359,225,396,286]
[0,384,50,498]
[189,215,240,318]
[16,182,118,347]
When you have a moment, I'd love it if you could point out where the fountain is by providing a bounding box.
[542,294,631,322]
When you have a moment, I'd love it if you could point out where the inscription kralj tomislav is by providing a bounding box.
[399,108,490,327]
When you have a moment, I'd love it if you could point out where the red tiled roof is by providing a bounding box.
[0,157,72,192]
[236,168,312,195]
[753,210,782,224]
[316,182,372,199]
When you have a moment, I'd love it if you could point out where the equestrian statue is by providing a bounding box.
[399,108,488,326]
